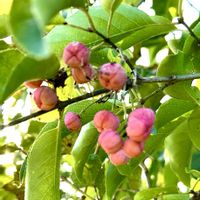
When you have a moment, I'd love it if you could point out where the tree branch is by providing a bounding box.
[1,72,200,130]
[138,73,200,83]
[0,88,108,130]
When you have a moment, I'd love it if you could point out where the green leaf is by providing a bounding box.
[71,122,99,183]
[191,152,200,171]
[9,0,49,58]
[153,0,179,19]
[163,163,178,187]
[31,0,87,26]
[25,128,61,200]
[167,32,187,54]
[45,4,175,59]
[185,86,200,107]
[0,40,9,50]
[104,163,125,200]
[19,157,27,184]
[155,98,197,129]
[134,187,177,200]
[186,169,200,179]
[0,49,59,104]
[0,14,9,38]
[165,120,192,186]
[162,194,189,200]
[183,22,200,71]
[138,83,163,110]
[188,108,200,150]
[102,0,122,13]
[157,51,194,100]
[101,0,123,34]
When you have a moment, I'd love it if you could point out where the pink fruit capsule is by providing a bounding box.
[98,63,127,91]
[24,80,43,88]
[98,130,123,154]
[126,117,148,142]
[63,42,90,68]
[93,110,120,132]
[33,86,58,111]
[109,150,129,166]
[64,112,81,131]
[128,108,155,129]
[71,64,94,84]
[123,138,144,158]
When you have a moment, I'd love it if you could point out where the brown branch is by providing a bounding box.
[138,73,200,83]
[1,72,200,130]
[178,17,200,45]
[0,88,108,130]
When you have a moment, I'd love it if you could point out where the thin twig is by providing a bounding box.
[2,73,200,130]
[81,9,137,73]
[63,178,95,200]
[63,22,92,33]
[0,88,108,130]
[138,73,200,83]
[139,82,172,105]
[140,162,151,188]
[178,17,200,45]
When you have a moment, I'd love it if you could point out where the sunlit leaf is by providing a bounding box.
[155,98,197,129]
[134,187,177,200]
[25,128,61,200]
[165,120,192,186]
[104,163,125,200]
[31,0,87,25]
[9,0,49,58]
[157,51,195,100]
[188,108,200,150]
[0,49,59,104]
[45,4,175,62]
[162,194,189,200]
[71,122,99,183]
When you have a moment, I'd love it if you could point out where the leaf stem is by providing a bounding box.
[178,17,200,45]
[140,162,151,188]
[63,178,95,200]
[178,0,183,18]
[139,82,172,105]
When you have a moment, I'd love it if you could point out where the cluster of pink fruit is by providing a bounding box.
[93,108,155,165]
[24,41,155,167]
[24,81,58,111]
[63,42,127,91]
[24,42,128,112]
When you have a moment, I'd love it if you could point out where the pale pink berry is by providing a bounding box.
[63,42,90,68]
[126,108,155,141]
[123,138,144,158]
[128,108,155,129]
[98,130,123,154]
[71,64,94,84]
[24,80,43,88]
[64,112,81,131]
[98,63,127,91]
[126,117,148,142]
[33,86,58,111]
[109,150,129,166]
[93,110,120,132]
